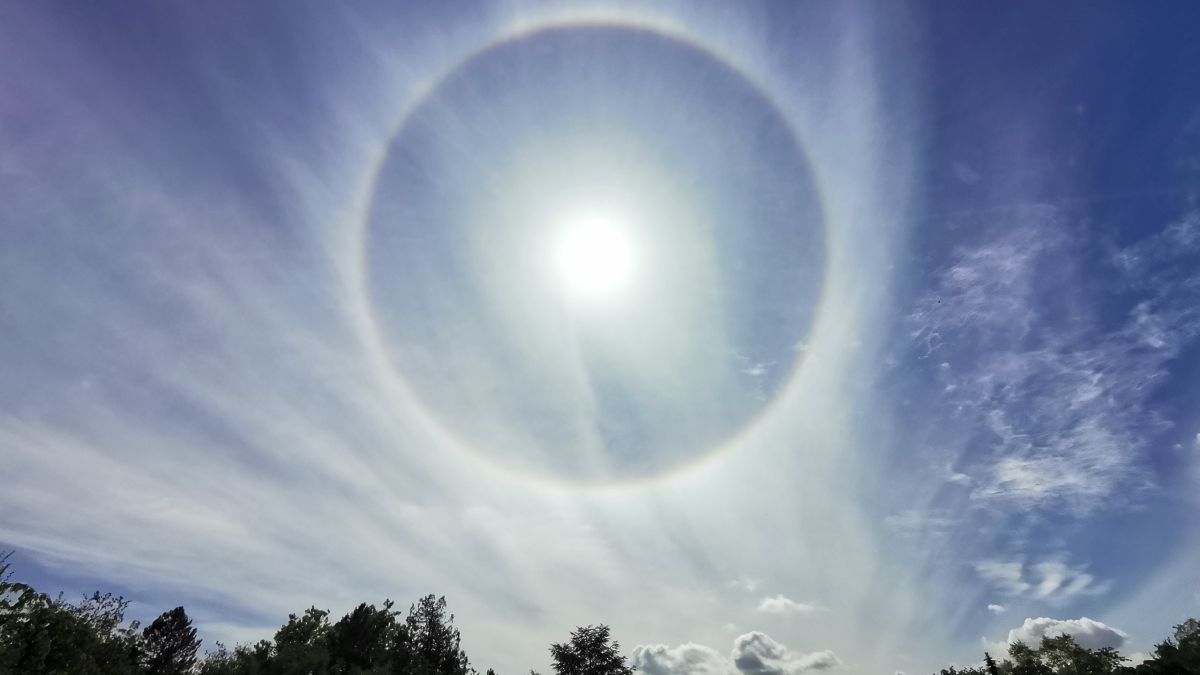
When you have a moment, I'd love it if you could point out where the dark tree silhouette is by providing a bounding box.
[1135,618,1200,675]
[273,606,333,673]
[7,551,1200,675]
[327,600,402,672]
[938,634,1128,675]
[0,555,143,675]
[142,606,201,675]
[549,625,634,675]
[984,652,1000,675]
[407,594,473,675]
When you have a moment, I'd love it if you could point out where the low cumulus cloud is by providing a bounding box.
[1005,617,1128,651]
[756,595,823,616]
[632,643,732,675]
[987,604,1007,615]
[634,633,840,675]
[732,632,841,674]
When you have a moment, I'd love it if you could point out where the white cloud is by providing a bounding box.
[975,561,1031,597]
[1004,617,1128,651]
[732,632,841,674]
[884,509,956,538]
[909,209,1200,515]
[987,604,1006,615]
[730,578,763,593]
[634,634,841,675]
[756,595,823,616]
[975,558,1109,606]
[632,643,733,675]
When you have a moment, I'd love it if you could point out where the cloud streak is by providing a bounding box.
[975,558,1110,606]
[756,595,823,616]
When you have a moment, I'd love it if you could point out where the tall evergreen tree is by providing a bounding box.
[406,595,472,675]
[142,606,201,675]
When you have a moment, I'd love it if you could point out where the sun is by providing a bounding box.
[552,212,637,301]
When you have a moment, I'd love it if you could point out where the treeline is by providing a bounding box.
[938,621,1200,675]
[4,552,1200,675]
[0,552,632,675]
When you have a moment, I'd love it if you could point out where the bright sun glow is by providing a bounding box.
[552,213,636,300]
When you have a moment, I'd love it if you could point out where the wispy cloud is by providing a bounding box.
[909,207,1200,515]
[729,578,763,593]
[975,558,1110,606]
[986,604,1006,615]
[883,508,957,539]
[756,595,824,616]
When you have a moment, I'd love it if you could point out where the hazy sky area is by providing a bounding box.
[3,2,1200,674]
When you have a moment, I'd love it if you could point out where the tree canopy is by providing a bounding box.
[3,551,1199,675]
[549,625,634,675]
[938,624,1200,675]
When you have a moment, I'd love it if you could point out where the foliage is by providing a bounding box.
[1134,618,1200,675]
[936,630,1195,675]
[407,595,472,675]
[143,607,201,675]
[549,625,634,675]
[0,553,144,674]
[5,550,1200,675]
[194,593,474,675]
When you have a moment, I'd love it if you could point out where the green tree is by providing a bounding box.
[327,601,401,674]
[1136,618,1200,675]
[938,634,1128,675]
[406,595,472,675]
[273,606,332,674]
[985,652,1001,675]
[198,639,275,675]
[549,625,634,675]
[0,567,143,675]
[142,606,201,675]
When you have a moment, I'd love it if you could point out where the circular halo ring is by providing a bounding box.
[348,12,833,491]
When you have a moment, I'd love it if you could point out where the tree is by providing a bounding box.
[327,601,401,673]
[273,606,332,674]
[940,634,1128,675]
[142,606,201,675]
[1136,618,1200,675]
[0,580,143,674]
[406,595,472,675]
[549,625,634,675]
[984,653,1001,675]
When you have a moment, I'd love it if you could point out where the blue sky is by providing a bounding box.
[2,2,1200,674]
